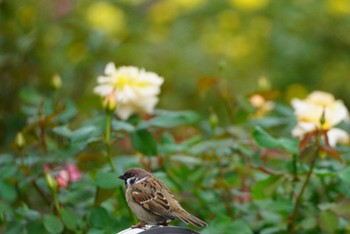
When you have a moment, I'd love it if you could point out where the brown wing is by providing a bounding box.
[130,176,176,220]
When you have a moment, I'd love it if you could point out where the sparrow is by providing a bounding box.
[118,168,208,228]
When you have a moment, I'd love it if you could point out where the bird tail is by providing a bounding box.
[173,208,208,227]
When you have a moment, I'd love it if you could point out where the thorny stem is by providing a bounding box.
[292,154,298,180]
[39,120,47,151]
[38,101,48,153]
[93,111,116,207]
[290,153,299,200]
[288,147,319,234]
[218,164,234,218]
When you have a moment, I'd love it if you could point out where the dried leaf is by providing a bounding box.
[320,145,342,162]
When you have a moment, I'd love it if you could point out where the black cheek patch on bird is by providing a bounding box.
[126,177,137,188]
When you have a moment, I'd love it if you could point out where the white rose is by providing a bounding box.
[291,91,349,146]
[94,63,164,119]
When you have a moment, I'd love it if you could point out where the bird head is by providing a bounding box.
[119,168,150,188]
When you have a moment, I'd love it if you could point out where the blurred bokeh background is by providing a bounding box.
[1,0,350,146]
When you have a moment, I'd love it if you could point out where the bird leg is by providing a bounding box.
[131,220,147,228]
[158,220,170,226]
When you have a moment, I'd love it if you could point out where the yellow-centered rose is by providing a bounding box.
[291,91,349,146]
[94,63,164,119]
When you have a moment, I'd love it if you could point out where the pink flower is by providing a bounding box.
[66,164,82,182]
[55,164,82,188]
[56,170,70,188]
[43,164,51,173]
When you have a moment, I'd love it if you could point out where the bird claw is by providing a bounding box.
[131,221,147,228]
[158,220,169,226]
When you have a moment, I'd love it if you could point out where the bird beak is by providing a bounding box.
[118,174,125,180]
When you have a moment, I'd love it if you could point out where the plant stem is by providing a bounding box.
[288,147,318,234]
[105,111,116,172]
[52,190,61,216]
[292,154,298,180]
[290,153,298,200]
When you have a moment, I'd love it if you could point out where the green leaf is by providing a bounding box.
[330,200,350,220]
[130,129,157,156]
[89,207,113,229]
[230,220,253,234]
[279,138,299,155]
[252,126,298,154]
[252,175,285,200]
[94,172,120,189]
[253,126,282,148]
[53,125,101,143]
[52,125,72,138]
[319,211,338,234]
[94,188,116,206]
[260,226,287,234]
[0,165,17,179]
[170,154,203,166]
[251,117,289,128]
[0,202,10,220]
[16,204,41,220]
[338,168,350,184]
[0,182,17,203]
[56,99,77,123]
[202,216,252,234]
[138,110,200,129]
[43,214,64,234]
[70,126,100,142]
[4,222,23,234]
[112,120,135,132]
[61,208,79,231]
[268,199,293,214]
[300,216,317,230]
[26,220,46,234]
[19,88,42,105]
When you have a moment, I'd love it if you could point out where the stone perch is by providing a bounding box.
[117,225,201,234]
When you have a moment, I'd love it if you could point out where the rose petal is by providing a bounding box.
[326,128,350,146]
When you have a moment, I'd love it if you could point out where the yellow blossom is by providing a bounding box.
[230,0,269,11]
[148,0,203,24]
[327,0,350,15]
[217,10,240,31]
[102,92,117,111]
[51,73,62,90]
[18,5,36,27]
[249,94,274,118]
[149,1,180,24]
[15,132,26,149]
[86,2,125,36]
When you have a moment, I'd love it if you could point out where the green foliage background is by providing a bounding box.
[1,0,350,233]
[2,0,350,145]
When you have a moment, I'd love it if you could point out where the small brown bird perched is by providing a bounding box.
[118,168,208,228]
